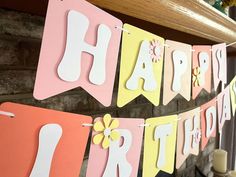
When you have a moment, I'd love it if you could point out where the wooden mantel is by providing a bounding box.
[87,0,236,46]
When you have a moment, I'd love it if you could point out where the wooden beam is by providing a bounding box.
[1,0,236,47]
[87,0,236,47]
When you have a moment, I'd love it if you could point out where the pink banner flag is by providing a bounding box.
[200,98,217,150]
[192,46,212,99]
[217,86,231,132]
[176,108,201,169]
[33,0,122,106]
[212,43,227,91]
[163,40,192,105]
[86,114,144,177]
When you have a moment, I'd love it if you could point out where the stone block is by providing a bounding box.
[10,92,91,113]
[207,171,214,177]
[202,141,215,157]
[0,36,22,65]
[0,35,41,67]
[186,155,198,167]
[203,163,213,175]
[177,98,195,111]
[176,161,187,174]
[0,9,44,39]
[208,152,214,162]
[160,99,178,115]
[183,166,195,177]
[0,70,35,95]
[117,103,153,118]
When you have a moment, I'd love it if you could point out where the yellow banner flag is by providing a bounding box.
[117,24,165,107]
[143,115,178,177]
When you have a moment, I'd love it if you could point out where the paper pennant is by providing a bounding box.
[230,75,236,116]
[0,102,92,177]
[117,24,165,107]
[192,46,212,99]
[142,115,178,177]
[212,43,227,91]
[86,115,144,177]
[217,86,231,132]
[176,108,201,169]
[33,0,122,107]
[200,98,217,150]
[163,40,192,105]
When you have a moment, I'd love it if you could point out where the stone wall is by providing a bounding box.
[0,8,217,177]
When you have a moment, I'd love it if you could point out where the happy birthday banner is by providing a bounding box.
[33,0,228,108]
[4,0,233,176]
[0,82,235,177]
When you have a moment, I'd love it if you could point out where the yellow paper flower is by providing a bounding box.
[93,114,120,149]
[192,67,203,87]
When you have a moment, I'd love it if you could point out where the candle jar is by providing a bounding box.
[213,149,228,174]
[212,167,229,177]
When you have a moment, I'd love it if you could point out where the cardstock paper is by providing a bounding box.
[33,0,122,107]
[117,24,165,107]
[217,86,231,132]
[0,102,92,177]
[176,108,201,169]
[163,40,192,105]
[142,115,178,177]
[30,124,63,177]
[212,43,227,90]
[192,46,212,99]
[200,98,217,150]
[86,116,144,177]
[230,75,236,116]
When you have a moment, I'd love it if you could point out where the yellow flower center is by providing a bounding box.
[104,128,111,137]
